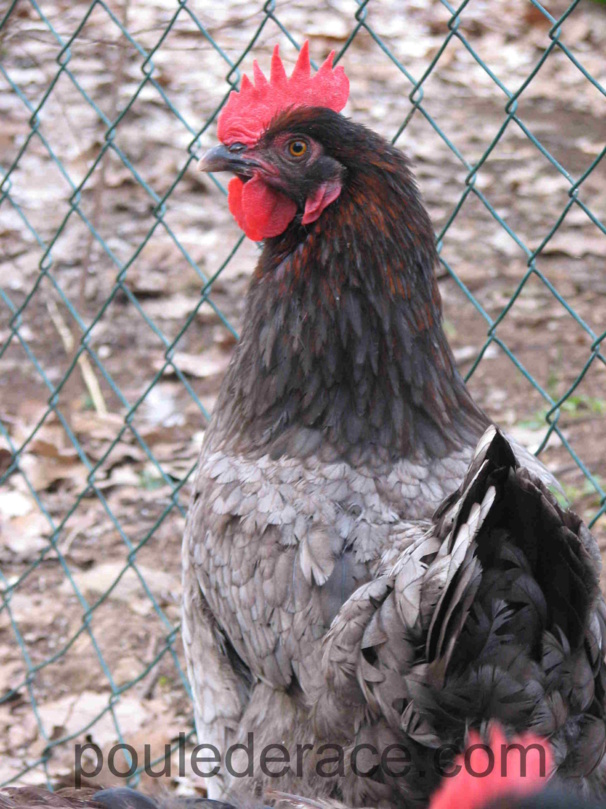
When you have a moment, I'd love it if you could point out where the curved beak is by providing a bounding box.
[198,144,259,176]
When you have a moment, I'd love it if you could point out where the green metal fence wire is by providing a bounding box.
[1,0,605,790]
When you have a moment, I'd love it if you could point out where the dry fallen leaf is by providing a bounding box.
[142,294,198,321]
[161,347,233,380]
[19,453,89,493]
[36,692,158,749]
[542,231,606,259]
[71,411,125,442]
[59,561,180,604]
[0,490,34,519]
[0,446,12,477]
[28,437,79,462]
[1,510,49,559]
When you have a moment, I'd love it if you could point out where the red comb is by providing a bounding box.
[429,726,554,809]
[217,41,349,146]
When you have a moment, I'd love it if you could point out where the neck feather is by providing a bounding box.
[211,146,488,463]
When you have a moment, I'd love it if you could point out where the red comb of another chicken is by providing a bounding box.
[429,726,554,809]
[217,40,350,146]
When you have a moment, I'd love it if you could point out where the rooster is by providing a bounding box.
[183,42,606,805]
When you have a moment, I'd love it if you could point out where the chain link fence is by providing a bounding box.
[1,0,605,792]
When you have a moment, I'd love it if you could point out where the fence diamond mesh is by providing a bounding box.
[1,0,605,791]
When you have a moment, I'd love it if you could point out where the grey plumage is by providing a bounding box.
[184,423,606,805]
[312,428,606,805]
[183,434,474,799]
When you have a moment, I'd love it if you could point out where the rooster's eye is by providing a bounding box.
[288,140,308,158]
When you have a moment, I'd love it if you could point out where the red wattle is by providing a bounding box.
[227,176,297,242]
[227,175,245,230]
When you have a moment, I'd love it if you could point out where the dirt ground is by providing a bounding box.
[0,0,605,795]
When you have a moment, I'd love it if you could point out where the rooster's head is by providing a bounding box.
[199,41,350,241]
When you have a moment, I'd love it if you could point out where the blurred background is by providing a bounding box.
[0,0,605,795]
